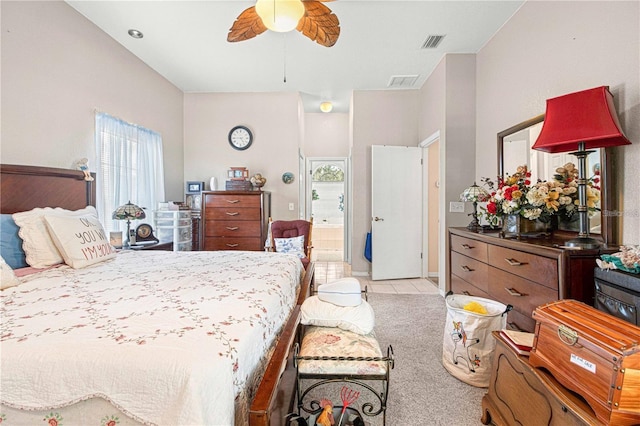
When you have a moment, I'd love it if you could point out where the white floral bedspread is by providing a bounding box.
[0,250,303,426]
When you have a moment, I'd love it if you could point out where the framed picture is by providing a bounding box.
[228,167,249,180]
[186,181,204,194]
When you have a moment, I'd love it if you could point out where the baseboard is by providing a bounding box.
[351,271,369,277]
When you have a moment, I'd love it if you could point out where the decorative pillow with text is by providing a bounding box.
[13,206,99,268]
[43,214,116,269]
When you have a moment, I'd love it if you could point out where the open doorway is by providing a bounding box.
[307,158,347,262]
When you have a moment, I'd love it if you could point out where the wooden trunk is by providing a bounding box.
[530,300,640,425]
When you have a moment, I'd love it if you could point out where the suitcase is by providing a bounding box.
[530,299,640,425]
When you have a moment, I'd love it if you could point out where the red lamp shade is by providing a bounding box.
[532,86,631,153]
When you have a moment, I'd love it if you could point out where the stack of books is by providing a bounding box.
[500,329,535,356]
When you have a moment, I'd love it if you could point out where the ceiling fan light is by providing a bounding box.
[320,101,333,113]
[255,0,305,33]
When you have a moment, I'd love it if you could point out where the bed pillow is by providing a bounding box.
[12,206,98,268]
[43,214,116,269]
[300,295,375,335]
[317,278,362,307]
[1,256,21,290]
[274,235,306,258]
[0,214,28,269]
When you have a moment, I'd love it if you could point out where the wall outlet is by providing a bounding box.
[449,201,465,213]
[288,202,295,211]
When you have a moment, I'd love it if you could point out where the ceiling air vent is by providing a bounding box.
[421,34,445,49]
[388,75,419,88]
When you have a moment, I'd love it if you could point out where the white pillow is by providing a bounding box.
[13,206,99,268]
[300,296,375,335]
[43,214,116,269]
[1,255,21,290]
[274,235,306,258]
[317,278,362,307]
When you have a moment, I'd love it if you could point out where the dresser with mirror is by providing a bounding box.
[449,115,619,332]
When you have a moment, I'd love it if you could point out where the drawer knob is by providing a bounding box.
[460,265,474,272]
[226,226,239,231]
[226,243,239,248]
[225,199,240,204]
[504,287,524,297]
[225,212,240,216]
[461,244,473,249]
[505,258,524,266]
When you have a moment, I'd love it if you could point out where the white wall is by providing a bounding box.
[0,1,185,201]
[475,1,640,244]
[351,89,420,275]
[303,113,350,158]
[183,92,301,220]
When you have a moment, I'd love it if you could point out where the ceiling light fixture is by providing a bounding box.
[255,0,305,33]
[320,101,333,113]
[128,29,144,39]
[228,0,340,47]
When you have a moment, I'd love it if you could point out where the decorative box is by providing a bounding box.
[529,300,640,425]
[225,180,252,191]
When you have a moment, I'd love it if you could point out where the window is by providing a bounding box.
[95,112,165,232]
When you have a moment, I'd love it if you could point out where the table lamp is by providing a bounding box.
[112,201,146,248]
[532,86,631,249]
[460,182,490,231]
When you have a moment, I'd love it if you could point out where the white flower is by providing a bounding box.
[523,208,542,220]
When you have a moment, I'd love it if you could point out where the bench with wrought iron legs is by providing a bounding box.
[293,326,394,425]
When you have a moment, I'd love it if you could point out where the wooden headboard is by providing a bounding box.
[1,164,96,214]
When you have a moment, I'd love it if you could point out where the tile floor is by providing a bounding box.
[313,261,441,295]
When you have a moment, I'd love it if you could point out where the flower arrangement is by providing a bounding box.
[481,165,563,226]
[481,163,601,227]
[552,162,601,222]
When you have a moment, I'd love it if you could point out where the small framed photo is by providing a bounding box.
[110,231,123,248]
[228,167,249,180]
[186,181,204,194]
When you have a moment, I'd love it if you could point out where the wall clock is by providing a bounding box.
[228,125,253,151]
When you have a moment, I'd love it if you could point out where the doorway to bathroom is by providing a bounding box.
[307,158,347,262]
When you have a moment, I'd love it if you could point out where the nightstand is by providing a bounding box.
[128,242,173,251]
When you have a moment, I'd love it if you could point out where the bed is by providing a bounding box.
[0,164,312,426]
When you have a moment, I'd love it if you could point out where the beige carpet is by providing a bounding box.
[296,294,486,425]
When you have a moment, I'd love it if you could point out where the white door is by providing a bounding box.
[371,145,422,280]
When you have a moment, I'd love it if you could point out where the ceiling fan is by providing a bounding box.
[227,0,340,47]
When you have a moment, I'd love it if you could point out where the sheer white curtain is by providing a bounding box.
[95,112,165,232]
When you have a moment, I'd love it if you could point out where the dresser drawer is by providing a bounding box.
[205,220,261,237]
[205,207,261,221]
[451,235,488,263]
[451,252,489,293]
[204,193,261,208]
[505,307,536,332]
[204,237,262,251]
[488,245,558,290]
[488,266,558,320]
[451,274,490,299]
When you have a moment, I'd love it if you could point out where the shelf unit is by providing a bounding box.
[153,210,192,251]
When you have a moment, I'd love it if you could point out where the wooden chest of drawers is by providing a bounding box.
[202,191,271,251]
[449,227,613,332]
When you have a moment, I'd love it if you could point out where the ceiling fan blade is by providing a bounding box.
[227,6,268,43]
[297,1,340,47]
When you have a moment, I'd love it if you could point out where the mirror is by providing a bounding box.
[498,114,615,245]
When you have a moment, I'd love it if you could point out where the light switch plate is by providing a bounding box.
[450,201,465,213]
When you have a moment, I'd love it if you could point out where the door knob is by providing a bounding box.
[374,216,384,221]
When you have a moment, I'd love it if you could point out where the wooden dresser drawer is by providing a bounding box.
[204,237,262,251]
[204,193,261,208]
[205,220,261,237]
[451,252,489,293]
[451,234,488,263]
[488,266,558,321]
[205,207,261,221]
[488,245,558,290]
[451,274,490,299]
